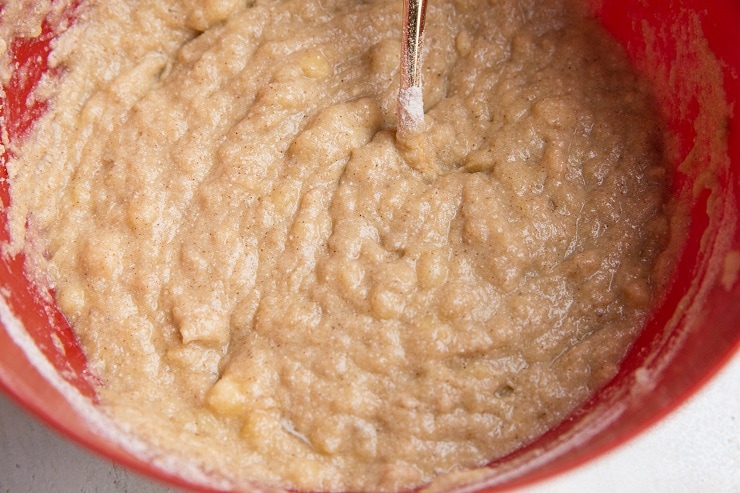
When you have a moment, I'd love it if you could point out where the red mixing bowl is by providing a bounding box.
[1,0,739,491]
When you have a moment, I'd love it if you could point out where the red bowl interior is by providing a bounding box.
[1,1,739,492]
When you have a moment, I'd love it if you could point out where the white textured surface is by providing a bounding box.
[1,353,738,492]
[397,86,425,130]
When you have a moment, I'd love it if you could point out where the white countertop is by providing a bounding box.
[1,352,738,493]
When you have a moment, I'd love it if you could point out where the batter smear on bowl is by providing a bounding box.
[2,0,673,490]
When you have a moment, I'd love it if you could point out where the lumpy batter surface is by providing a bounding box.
[3,0,670,490]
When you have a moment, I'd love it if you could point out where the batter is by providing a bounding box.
[2,0,671,490]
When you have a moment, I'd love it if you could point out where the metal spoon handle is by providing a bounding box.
[397,0,434,177]
[400,0,427,91]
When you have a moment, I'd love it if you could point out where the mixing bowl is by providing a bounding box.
[1,0,739,491]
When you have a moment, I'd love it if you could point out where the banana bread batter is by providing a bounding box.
[2,0,670,490]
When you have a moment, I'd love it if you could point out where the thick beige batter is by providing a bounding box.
[2,0,670,491]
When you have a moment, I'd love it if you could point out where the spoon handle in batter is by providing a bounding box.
[401,0,427,91]
[398,0,427,131]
